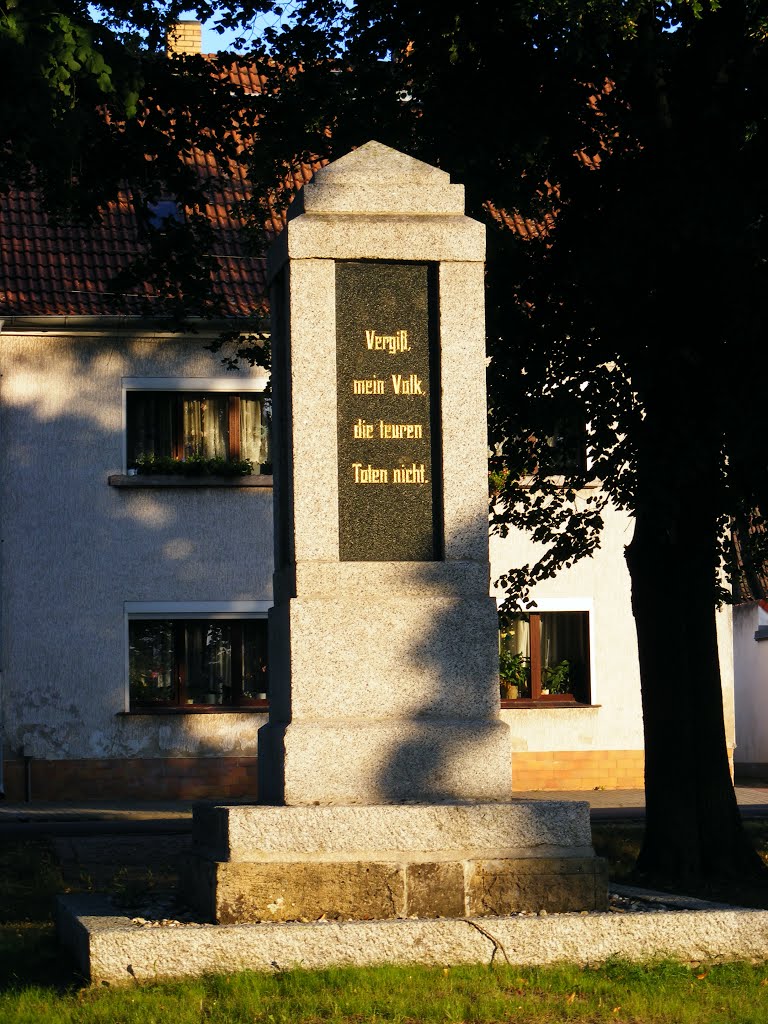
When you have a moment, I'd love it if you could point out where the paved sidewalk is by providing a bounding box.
[0,784,766,834]
[514,784,768,819]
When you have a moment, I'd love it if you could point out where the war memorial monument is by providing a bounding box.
[181,141,607,923]
[59,145,721,983]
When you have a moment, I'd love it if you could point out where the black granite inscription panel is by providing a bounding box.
[336,261,441,561]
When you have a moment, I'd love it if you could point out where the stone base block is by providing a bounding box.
[182,801,607,924]
[269,595,502,721]
[260,719,513,805]
[468,857,608,916]
[182,856,405,924]
[182,853,607,924]
[191,801,595,860]
[263,589,513,806]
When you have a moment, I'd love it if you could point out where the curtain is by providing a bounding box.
[503,615,530,659]
[240,396,268,467]
[540,611,589,698]
[182,396,229,459]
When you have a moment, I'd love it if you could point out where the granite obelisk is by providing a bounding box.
[259,140,512,805]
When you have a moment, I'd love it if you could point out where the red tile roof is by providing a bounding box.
[0,62,319,320]
[1,58,601,321]
[733,520,768,603]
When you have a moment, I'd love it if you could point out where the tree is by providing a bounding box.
[0,0,267,314]
[7,0,768,884]
[239,0,768,884]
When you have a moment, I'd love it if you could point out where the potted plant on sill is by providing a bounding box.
[131,452,254,477]
[542,659,571,696]
[499,649,530,700]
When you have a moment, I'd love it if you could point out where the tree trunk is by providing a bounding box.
[625,468,764,884]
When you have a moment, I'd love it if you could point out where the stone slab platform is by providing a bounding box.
[190,801,595,861]
[184,801,606,923]
[59,893,768,987]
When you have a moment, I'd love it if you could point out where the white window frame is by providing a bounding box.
[121,376,269,472]
[496,596,597,704]
[123,600,272,711]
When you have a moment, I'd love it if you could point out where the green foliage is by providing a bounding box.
[207,330,272,372]
[0,0,270,319]
[132,452,254,476]
[5,955,768,1022]
[234,0,768,605]
[543,658,571,695]
[488,466,508,497]
[236,0,768,882]
[499,648,531,698]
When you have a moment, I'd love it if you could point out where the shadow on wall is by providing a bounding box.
[0,334,273,770]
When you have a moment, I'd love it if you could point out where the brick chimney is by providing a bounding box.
[166,19,202,56]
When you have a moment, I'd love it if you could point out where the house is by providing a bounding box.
[731,526,768,778]
[0,22,737,800]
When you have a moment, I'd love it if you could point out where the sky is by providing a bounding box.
[195,11,283,54]
[199,19,257,53]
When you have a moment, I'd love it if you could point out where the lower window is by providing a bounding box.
[129,619,268,708]
[499,611,590,703]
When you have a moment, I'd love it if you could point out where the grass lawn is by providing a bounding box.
[3,826,768,1022]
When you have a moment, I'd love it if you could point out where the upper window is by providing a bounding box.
[126,390,270,474]
[129,617,268,709]
[541,423,588,477]
[499,610,591,704]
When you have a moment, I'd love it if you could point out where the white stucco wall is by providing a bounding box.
[0,331,272,759]
[733,603,768,766]
[492,497,736,755]
[0,331,737,766]
[492,496,643,753]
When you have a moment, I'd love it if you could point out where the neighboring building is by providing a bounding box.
[733,602,768,775]
[0,27,736,800]
[732,527,768,777]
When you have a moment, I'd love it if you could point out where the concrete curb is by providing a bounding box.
[59,893,768,986]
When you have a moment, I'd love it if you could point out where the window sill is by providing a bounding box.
[109,474,273,488]
[517,476,601,490]
[119,705,269,715]
[500,700,600,709]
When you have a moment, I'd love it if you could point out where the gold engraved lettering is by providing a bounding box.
[378,420,423,439]
[393,463,427,484]
[353,378,385,395]
[353,418,375,439]
[391,373,424,395]
[365,329,410,354]
[352,463,389,484]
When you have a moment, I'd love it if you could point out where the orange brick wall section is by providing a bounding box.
[3,752,641,800]
[3,752,641,799]
[0,749,733,800]
[1,757,259,802]
[511,750,646,791]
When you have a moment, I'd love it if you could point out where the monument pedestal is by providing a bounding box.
[260,563,511,805]
[182,802,608,924]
